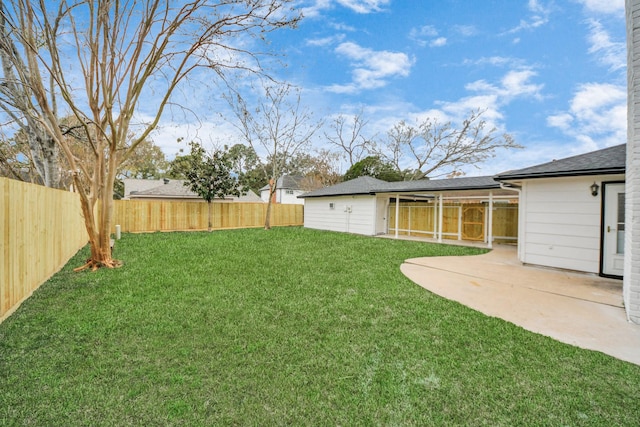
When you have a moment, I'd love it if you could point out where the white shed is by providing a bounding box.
[301,177,387,235]
[300,175,519,247]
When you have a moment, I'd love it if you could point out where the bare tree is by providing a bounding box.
[226,82,321,229]
[0,4,61,188]
[379,109,521,180]
[0,0,300,270]
[325,109,374,167]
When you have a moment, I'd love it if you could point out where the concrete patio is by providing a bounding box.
[399,244,640,365]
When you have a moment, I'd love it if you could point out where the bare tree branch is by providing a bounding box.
[324,109,374,167]
[378,109,522,180]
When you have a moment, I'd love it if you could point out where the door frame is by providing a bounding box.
[599,180,625,278]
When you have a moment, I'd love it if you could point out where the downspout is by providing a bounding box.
[438,194,444,243]
[487,191,494,249]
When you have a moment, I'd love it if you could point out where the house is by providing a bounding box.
[299,175,519,247]
[123,178,262,202]
[625,0,640,324]
[494,144,625,277]
[260,175,305,205]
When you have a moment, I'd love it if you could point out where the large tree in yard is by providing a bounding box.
[0,0,299,269]
[183,142,243,232]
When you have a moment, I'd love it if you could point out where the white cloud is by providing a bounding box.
[463,56,527,68]
[336,0,390,13]
[574,0,624,15]
[430,37,447,47]
[425,69,544,140]
[547,82,626,151]
[410,25,447,48]
[329,21,357,32]
[453,25,477,37]
[301,0,389,17]
[464,69,544,103]
[587,19,626,71]
[326,42,415,93]
[300,0,333,18]
[410,25,438,39]
[506,0,552,34]
[306,34,346,47]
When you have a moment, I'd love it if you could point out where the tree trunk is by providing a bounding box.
[207,201,212,232]
[264,198,272,230]
[264,184,276,229]
[73,150,119,271]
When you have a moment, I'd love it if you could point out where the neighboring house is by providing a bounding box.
[494,144,625,277]
[123,178,262,202]
[299,175,518,247]
[260,175,305,205]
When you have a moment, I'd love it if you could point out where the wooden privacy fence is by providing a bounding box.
[1,178,88,321]
[388,202,518,243]
[112,200,304,233]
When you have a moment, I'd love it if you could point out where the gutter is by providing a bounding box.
[496,168,625,181]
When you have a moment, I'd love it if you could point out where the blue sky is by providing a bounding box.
[151,0,627,176]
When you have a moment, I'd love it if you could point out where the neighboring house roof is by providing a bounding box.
[259,175,304,192]
[299,175,502,198]
[495,144,626,181]
[123,178,165,197]
[128,179,262,202]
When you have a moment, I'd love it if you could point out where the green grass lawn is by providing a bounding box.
[1,227,639,426]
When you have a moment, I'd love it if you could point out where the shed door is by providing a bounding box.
[602,183,625,277]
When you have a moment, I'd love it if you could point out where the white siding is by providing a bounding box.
[259,189,305,205]
[626,0,640,323]
[278,189,305,205]
[260,189,270,203]
[519,175,623,273]
[304,196,378,235]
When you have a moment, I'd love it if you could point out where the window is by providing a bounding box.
[285,190,294,195]
[329,203,335,210]
[617,192,625,254]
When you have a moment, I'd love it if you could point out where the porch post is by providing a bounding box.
[432,201,438,238]
[395,194,400,239]
[438,194,443,243]
[487,191,494,249]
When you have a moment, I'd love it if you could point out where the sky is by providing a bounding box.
[149,0,627,177]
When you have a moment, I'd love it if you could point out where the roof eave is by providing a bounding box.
[378,184,502,193]
[495,167,626,181]
[299,191,376,199]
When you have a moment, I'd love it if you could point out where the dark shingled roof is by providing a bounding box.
[299,175,501,198]
[495,144,626,180]
[131,179,261,201]
[299,176,389,198]
[259,175,304,191]
[377,176,501,193]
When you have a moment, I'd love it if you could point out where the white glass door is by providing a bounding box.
[602,183,625,277]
